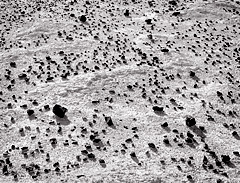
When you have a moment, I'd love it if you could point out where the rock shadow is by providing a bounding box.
[149,147,158,153]
[233,134,240,140]
[189,125,206,139]
[225,161,236,168]
[162,126,171,133]
[55,115,71,125]
[154,111,167,116]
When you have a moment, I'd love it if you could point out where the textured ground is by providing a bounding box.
[0,0,240,182]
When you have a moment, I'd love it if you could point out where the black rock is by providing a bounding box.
[50,138,57,145]
[232,131,238,136]
[161,122,168,128]
[215,160,223,168]
[99,159,105,164]
[216,91,223,97]
[148,143,156,149]
[124,9,130,16]
[185,116,196,127]
[44,105,50,110]
[87,153,95,160]
[27,109,34,116]
[52,104,68,118]
[199,126,206,132]
[169,0,177,6]
[2,165,9,175]
[163,138,170,145]
[130,152,136,157]
[46,56,51,61]
[79,15,87,22]
[53,162,59,167]
[187,131,194,138]
[93,138,103,146]
[10,62,17,68]
[161,48,169,52]
[185,138,193,144]
[46,76,54,81]
[189,71,195,77]
[203,156,208,164]
[172,11,180,16]
[81,150,88,156]
[145,19,152,24]
[221,155,230,163]
[105,116,114,126]
[18,73,27,79]
[152,106,164,112]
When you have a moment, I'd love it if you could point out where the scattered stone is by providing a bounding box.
[18,73,27,79]
[232,131,240,139]
[10,62,16,68]
[44,105,50,110]
[52,104,68,118]
[124,9,130,17]
[189,71,195,77]
[185,116,196,127]
[172,11,180,16]
[233,151,240,156]
[104,116,114,127]
[169,0,177,6]
[79,15,87,22]
[152,106,164,112]
[221,155,230,164]
[27,109,34,116]
[161,122,168,128]
[145,19,152,24]
[130,152,136,158]
[99,159,106,167]
[87,153,96,160]
[161,48,169,52]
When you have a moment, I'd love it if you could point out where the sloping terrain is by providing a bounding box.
[0,0,240,182]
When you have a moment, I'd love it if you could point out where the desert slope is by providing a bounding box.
[0,0,240,182]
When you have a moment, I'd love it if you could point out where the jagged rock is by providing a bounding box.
[79,15,87,22]
[186,116,196,127]
[105,116,114,126]
[221,155,230,163]
[189,71,195,77]
[152,106,164,112]
[124,9,130,17]
[52,104,68,118]
[145,19,152,24]
[169,0,177,6]
[161,122,168,128]
[161,48,169,52]
[27,109,34,116]
[10,62,16,68]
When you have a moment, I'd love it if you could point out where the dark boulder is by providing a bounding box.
[79,15,87,22]
[27,109,34,116]
[172,11,180,16]
[221,155,230,164]
[105,116,114,127]
[145,19,152,24]
[10,62,17,68]
[189,71,195,77]
[152,106,164,112]
[161,48,169,52]
[186,116,196,127]
[52,104,68,118]
[124,9,130,17]
[169,0,177,6]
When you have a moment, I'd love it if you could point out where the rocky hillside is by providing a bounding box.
[0,0,240,182]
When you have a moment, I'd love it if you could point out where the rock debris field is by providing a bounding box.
[0,0,240,182]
